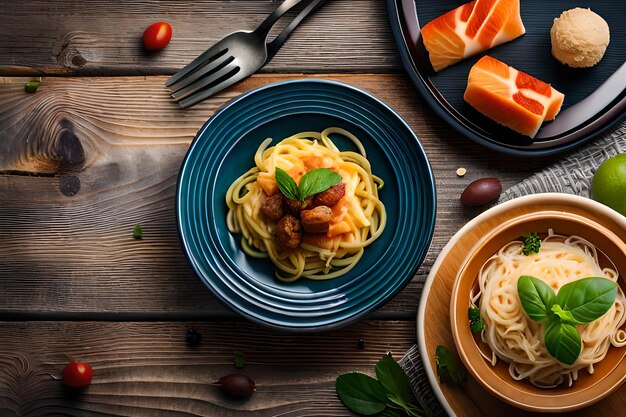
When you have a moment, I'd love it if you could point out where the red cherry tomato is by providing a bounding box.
[143,21,172,51]
[63,359,93,388]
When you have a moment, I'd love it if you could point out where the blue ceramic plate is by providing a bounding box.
[176,79,436,331]
[387,0,626,156]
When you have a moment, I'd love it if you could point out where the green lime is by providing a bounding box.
[591,153,626,217]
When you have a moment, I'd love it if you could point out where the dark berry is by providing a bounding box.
[357,339,365,349]
[185,328,202,346]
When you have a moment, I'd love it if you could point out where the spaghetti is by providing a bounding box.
[471,231,626,388]
[225,127,386,282]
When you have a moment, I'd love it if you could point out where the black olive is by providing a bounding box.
[185,328,202,346]
[217,373,256,398]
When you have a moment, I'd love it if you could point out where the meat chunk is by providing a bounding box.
[284,197,312,216]
[300,206,333,233]
[275,215,302,251]
[313,182,346,207]
[260,193,285,221]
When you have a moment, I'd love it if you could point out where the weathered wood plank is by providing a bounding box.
[0,320,415,417]
[0,0,400,76]
[0,74,554,318]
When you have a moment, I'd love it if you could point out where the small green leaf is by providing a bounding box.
[551,304,576,323]
[133,224,143,239]
[375,354,412,411]
[468,307,484,333]
[298,168,341,200]
[335,372,388,415]
[555,277,617,325]
[522,232,541,255]
[274,167,300,201]
[544,318,581,365]
[517,275,556,322]
[435,345,465,385]
[24,80,41,93]
[233,351,245,369]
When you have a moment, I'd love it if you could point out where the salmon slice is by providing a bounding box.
[421,0,525,72]
[464,56,564,138]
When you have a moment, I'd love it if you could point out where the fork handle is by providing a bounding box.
[254,0,309,39]
[266,0,329,61]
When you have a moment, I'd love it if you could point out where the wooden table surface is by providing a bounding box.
[0,1,588,416]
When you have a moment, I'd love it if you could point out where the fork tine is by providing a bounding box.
[167,53,233,93]
[177,68,248,109]
[171,62,241,101]
[165,42,230,87]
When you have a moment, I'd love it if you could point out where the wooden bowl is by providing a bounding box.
[450,210,626,412]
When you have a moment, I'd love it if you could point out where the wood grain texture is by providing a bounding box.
[0,320,415,417]
[0,74,555,318]
[0,0,400,76]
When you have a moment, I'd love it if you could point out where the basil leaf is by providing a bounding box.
[517,275,556,322]
[544,317,581,365]
[435,345,465,385]
[298,168,341,200]
[551,304,576,323]
[335,372,388,415]
[375,354,412,410]
[274,167,300,201]
[555,277,617,325]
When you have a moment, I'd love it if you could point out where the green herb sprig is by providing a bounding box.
[468,307,484,333]
[517,275,617,364]
[435,345,465,385]
[336,354,431,417]
[233,351,246,369]
[25,80,41,93]
[275,167,341,202]
[522,232,541,255]
[133,224,143,239]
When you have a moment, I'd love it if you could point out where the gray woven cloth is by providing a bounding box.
[400,120,626,416]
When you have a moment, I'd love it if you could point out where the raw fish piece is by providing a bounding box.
[464,56,564,138]
[421,0,526,72]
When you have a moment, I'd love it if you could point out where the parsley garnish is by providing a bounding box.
[133,224,143,239]
[468,306,484,333]
[522,232,541,255]
[24,80,41,93]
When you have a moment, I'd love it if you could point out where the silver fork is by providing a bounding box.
[166,0,329,108]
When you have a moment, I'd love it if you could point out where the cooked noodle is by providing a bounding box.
[471,230,626,388]
[225,127,386,282]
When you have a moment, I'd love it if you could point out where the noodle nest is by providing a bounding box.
[225,127,386,282]
[471,231,626,388]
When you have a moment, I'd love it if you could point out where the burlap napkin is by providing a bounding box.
[400,120,626,416]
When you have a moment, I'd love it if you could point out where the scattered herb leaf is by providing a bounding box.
[24,80,41,94]
[336,372,388,415]
[522,232,541,255]
[233,351,246,369]
[375,354,412,412]
[133,224,143,239]
[468,306,484,333]
[435,345,465,385]
[275,167,341,202]
[336,355,429,417]
[518,275,617,364]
